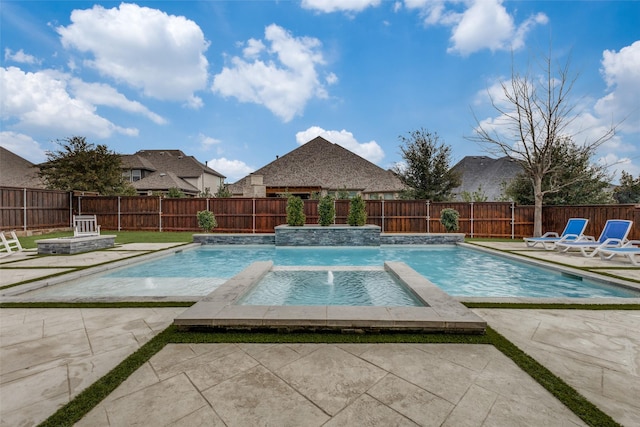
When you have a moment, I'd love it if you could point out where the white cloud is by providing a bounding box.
[596,40,640,134]
[0,132,47,164]
[4,48,40,65]
[212,24,332,122]
[207,157,254,182]
[197,133,222,150]
[301,0,381,13]
[0,66,140,138]
[56,3,209,108]
[405,0,547,56]
[296,126,385,164]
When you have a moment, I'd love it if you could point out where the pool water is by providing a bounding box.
[239,269,424,306]
[24,245,640,299]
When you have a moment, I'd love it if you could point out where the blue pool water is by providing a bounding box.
[239,269,425,307]
[25,245,640,298]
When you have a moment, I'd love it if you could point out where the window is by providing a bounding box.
[131,169,142,182]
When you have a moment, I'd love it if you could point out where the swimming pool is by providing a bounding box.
[21,245,640,299]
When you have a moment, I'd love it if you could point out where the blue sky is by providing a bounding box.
[1,0,639,185]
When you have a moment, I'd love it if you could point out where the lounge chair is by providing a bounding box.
[0,230,24,257]
[555,219,633,257]
[523,218,588,250]
[598,240,640,266]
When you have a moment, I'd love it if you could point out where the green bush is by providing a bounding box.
[286,196,306,226]
[167,187,185,198]
[440,208,460,232]
[318,195,335,226]
[347,194,367,226]
[196,210,217,232]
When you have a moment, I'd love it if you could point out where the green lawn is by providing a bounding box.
[17,231,195,249]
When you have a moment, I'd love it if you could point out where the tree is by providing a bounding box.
[503,138,613,205]
[613,171,640,203]
[286,196,306,226]
[347,194,367,226]
[393,129,460,201]
[460,185,488,202]
[39,136,134,195]
[167,187,186,198]
[470,53,616,236]
[214,183,232,198]
[317,195,335,226]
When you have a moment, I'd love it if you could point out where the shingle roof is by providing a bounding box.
[131,171,200,194]
[230,137,404,193]
[0,147,46,188]
[451,156,522,201]
[122,150,225,178]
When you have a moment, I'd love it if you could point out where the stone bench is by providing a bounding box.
[36,235,116,255]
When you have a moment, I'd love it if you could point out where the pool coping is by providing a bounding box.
[174,261,487,334]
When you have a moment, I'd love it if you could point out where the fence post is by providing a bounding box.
[252,198,256,234]
[470,202,474,238]
[23,188,27,232]
[426,200,430,233]
[69,191,73,228]
[381,199,385,233]
[78,196,82,215]
[117,197,121,231]
[511,202,515,240]
[206,198,210,212]
[159,196,162,232]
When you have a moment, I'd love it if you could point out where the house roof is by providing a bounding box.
[121,150,225,179]
[131,171,200,194]
[230,136,405,194]
[0,146,46,189]
[451,156,522,201]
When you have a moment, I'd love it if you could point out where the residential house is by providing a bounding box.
[229,136,405,199]
[450,156,522,201]
[0,146,46,189]
[120,150,225,197]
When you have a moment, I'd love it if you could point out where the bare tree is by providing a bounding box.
[470,53,616,236]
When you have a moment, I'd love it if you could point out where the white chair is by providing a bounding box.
[73,215,101,237]
[1,230,24,257]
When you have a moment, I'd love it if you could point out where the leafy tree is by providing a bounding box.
[613,171,640,203]
[214,184,232,198]
[470,52,616,236]
[286,196,306,226]
[440,208,460,232]
[167,187,186,198]
[318,195,335,226]
[347,194,367,226]
[199,187,213,198]
[503,138,613,205]
[393,129,460,201]
[39,136,134,195]
[460,185,488,202]
[196,210,217,232]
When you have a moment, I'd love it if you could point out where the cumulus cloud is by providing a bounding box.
[0,132,47,164]
[207,157,255,182]
[301,0,381,13]
[295,126,385,164]
[197,133,222,150]
[4,48,40,65]
[56,3,209,108]
[0,66,152,138]
[212,24,335,122]
[596,40,640,134]
[405,0,547,55]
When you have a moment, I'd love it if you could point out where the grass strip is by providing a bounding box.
[1,301,195,309]
[486,326,620,427]
[464,302,640,310]
[38,326,176,427]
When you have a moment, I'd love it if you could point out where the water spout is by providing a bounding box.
[327,270,334,285]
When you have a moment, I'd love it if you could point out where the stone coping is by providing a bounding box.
[174,261,487,334]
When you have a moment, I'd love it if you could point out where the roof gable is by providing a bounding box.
[0,147,46,188]
[451,156,522,200]
[123,150,225,179]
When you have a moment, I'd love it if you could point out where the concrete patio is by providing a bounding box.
[0,241,639,426]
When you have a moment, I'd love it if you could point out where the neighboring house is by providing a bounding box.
[120,150,225,197]
[0,146,46,189]
[450,156,522,201]
[229,136,405,199]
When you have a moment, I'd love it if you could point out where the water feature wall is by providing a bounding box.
[275,225,381,246]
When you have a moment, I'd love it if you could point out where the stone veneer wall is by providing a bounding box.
[193,234,276,245]
[36,235,116,254]
[275,225,381,246]
[380,233,464,245]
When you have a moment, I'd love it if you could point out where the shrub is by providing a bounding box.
[196,210,217,232]
[347,194,367,226]
[440,208,460,232]
[286,196,306,226]
[318,195,335,226]
[167,187,185,198]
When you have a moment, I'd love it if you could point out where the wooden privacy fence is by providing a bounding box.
[1,187,639,239]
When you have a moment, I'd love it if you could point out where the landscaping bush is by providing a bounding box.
[286,196,306,226]
[318,195,335,226]
[196,210,217,232]
[440,208,460,232]
[347,194,367,226]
